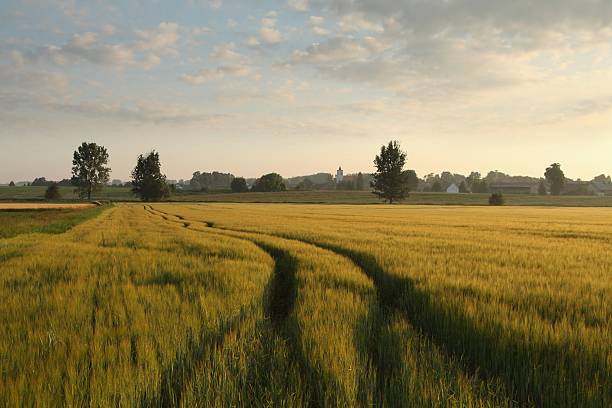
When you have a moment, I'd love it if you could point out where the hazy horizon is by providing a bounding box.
[2,0,611,182]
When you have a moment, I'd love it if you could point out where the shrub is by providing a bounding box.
[489,192,504,206]
[44,184,61,200]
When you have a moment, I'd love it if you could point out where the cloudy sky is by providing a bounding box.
[1,0,611,182]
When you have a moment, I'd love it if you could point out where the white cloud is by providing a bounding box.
[189,0,222,9]
[135,22,179,52]
[20,23,182,70]
[338,13,384,33]
[192,26,212,36]
[181,65,252,84]
[246,36,260,47]
[102,24,116,35]
[259,15,283,44]
[50,99,230,125]
[291,37,382,64]
[288,0,309,12]
[27,32,135,66]
[310,16,329,36]
[260,27,282,44]
[210,43,245,64]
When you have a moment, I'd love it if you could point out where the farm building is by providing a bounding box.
[446,183,459,193]
[489,183,539,194]
[589,182,612,196]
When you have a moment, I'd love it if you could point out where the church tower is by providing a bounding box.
[336,167,344,183]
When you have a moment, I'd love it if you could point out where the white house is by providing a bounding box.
[446,183,459,194]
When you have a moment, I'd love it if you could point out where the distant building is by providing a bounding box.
[335,167,344,183]
[111,179,123,186]
[589,182,612,196]
[446,183,459,194]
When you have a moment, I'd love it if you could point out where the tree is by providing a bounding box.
[471,180,489,193]
[251,173,286,192]
[431,181,442,192]
[406,170,419,192]
[466,172,481,188]
[592,174,611,184]
[296,178,314,191]
[231,177,249,193]
[371,141,411,203]
[32,177,53,187]
[9,181,15,187]
[45,183,61,200]
[71,142,111,201]
[190,180,202,191]
[459,181,469,193]
[538,180,547,196]
[440,171,455,187]
[489,192,504,206]
[355,172,365,190]
[131,151,169,201]
[336,180,355,191]
[544,163,565,196]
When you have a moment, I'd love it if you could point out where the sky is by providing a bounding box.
[1,0,611,182]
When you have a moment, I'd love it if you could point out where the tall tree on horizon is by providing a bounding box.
[371,140,411,204]
[355,172,365,191]
[131,151,169,201]
[545,163,565,196]
[71,142,111,201]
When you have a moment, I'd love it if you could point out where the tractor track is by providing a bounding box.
[144,204,608,407]
[144,205,328,406]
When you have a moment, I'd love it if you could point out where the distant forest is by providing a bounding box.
[181,169,611,195]
[6,170,611,196]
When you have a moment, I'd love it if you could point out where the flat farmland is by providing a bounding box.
[0,204,610,407]
[0,203,97,210]
[3,186,612,207]
[0,206,104,238]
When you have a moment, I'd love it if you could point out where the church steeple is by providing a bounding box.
[336,167,344,183]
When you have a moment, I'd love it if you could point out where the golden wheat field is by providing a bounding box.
[0,203,610,407]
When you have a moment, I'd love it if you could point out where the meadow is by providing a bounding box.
[0,186,134,201]
[0,203,610,406]
[175,191,612,206]
[0,206,103,239]
[2,185,612,206]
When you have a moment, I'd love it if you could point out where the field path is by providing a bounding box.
[144,205,381,406]
[151,204,612,408]
[145,204,520,406]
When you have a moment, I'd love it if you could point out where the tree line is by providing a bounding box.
[33,143,169,202]
[369,141,575,204]
[12,141,607,203]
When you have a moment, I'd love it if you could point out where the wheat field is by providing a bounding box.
[0,203,610,407]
